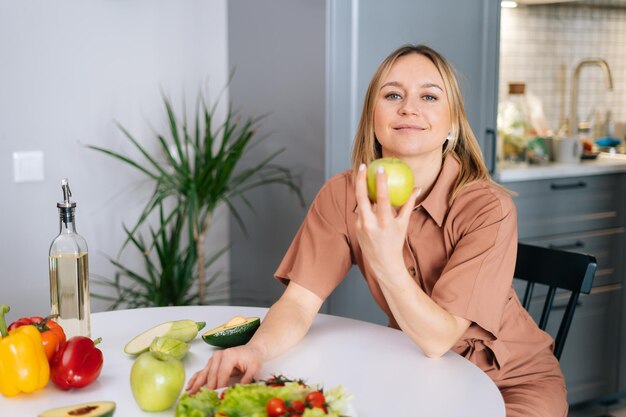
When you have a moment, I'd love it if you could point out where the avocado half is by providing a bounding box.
[39,401,116,417]
[202,316,260,348]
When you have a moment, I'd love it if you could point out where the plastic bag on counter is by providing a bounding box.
[497,82,550,163]
[526,137,550,164]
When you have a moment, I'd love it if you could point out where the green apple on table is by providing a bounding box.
[366,157,415,207]
[130,351,185,412]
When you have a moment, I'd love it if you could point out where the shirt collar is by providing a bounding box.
[418,156,460,227]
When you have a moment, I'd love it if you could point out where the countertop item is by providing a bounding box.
[0,306,505,417]
[595,137,621,147]
[495,153,626,183]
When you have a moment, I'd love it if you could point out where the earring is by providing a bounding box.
[446,132,452,140]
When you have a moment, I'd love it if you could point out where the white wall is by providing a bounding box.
[0,1,229,320]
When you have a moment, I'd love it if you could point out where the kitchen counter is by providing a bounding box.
[495,153,626,183]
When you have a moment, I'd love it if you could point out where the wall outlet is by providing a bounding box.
[13,151,45,183]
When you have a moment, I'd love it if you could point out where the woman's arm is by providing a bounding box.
[376,268,471,358]
[186,281,323,392]
[248,280,323,361]
[354,164,470,358]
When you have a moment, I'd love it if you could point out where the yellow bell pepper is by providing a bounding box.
[0,305,50,396]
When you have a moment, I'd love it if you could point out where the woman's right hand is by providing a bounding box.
[185,343,265,394]
[354,163,421,283]
[185,282,322,394]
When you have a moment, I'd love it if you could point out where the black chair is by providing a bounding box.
[514,243,597,360]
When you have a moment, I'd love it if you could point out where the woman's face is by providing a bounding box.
[373,53,451,161]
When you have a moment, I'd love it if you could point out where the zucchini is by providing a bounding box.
[124,320,205,355]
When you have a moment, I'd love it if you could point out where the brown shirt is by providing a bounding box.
[275,156,564,388]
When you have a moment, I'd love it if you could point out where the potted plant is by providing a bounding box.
[89,90,303,308]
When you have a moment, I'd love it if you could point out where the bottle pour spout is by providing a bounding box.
[58,178,76,209]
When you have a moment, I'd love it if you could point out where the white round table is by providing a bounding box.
[0,306,505,416]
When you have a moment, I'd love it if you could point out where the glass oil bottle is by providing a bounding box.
[49,178,90,338]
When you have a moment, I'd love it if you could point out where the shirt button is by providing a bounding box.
[408,266,416,277]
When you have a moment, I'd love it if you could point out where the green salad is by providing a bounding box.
[175,375,353,417]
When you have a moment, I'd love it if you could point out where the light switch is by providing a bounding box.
[13,151,45,183]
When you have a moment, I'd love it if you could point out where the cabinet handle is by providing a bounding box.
[548,241,585,250]
[486,128,496,174]
[550,181,587,190]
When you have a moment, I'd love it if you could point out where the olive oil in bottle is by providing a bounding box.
[49,178,90,338]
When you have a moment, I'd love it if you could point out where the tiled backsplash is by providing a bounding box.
[499,4,626,138]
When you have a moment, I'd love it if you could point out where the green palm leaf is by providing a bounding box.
[89,85,303,308]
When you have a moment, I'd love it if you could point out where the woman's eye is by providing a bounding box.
[385,92,402,100]
[423,94,437,102]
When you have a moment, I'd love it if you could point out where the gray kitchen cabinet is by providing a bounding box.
[524,286,622,404]
[327,0,501,323]
[524,227,625,288]
[326,0,501,179]
[510,174,626,239]
[504,173,626,405]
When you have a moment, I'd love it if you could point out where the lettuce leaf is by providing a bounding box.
[219,382,310,416]
[175,388,220,417]
[325,385,353,416]
[174,379,352,417]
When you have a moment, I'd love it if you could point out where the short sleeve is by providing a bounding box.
[431,185,518,337]
[274,174,353,300]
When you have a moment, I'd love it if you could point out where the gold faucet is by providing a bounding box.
[568,58,613,136]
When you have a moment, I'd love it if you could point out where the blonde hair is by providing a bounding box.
[351,44,495,202]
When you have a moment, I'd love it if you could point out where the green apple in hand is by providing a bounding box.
[367,157,415,207]
[130,351,185,411]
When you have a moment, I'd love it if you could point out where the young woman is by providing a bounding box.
[187,44,568,417]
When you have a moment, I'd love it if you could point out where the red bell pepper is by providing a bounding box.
[8,315,66,362]
[50,336,103,390]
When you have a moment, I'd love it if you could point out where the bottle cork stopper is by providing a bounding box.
[508,82,526,95]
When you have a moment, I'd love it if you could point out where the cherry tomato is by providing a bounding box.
[266,398,287,417]
[265,376,285,386]
[305,391,326,408]
[288,399,305,414]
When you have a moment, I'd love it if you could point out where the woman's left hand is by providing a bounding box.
[354,163,421,284]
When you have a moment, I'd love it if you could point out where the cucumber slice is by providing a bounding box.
[124,320,206,355]
[201,316,260,348]
[39,401,116,417]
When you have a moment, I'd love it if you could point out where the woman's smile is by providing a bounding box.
[393,123,426,131]
[373,53,451,163]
